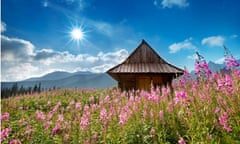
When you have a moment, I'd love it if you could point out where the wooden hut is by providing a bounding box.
[107,40,184,91]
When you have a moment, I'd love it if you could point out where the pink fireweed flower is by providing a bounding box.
[174,91,187,104]
[159,110,164,120]
[89,96,95,104]
[36,111,45,120]
[214,107,221,114]
[100,108,107,121]
[52,124,60,136]
[47,112,53,120]
[150,109,154,119]
[207,134,212,140]
[9,139,21,144]
[75,102,81,110]
[150,127,155,136]
[52,102,61,113]
[202,60,209,69]
[0,112,10,120]
[161,87,171,97]
[218,111,232,132]
[92,134,98,141]
[142,110,147,119]
[18,118,25,125]
[119,112,128,125]
[175,91,187,99]
[83,105,91,116]
[217,79,224,90]
[57,114,64,122]
[0,128,11,142]
[195,60,201,75]
[178,137,186,144]
[44,121,52,130]
[219,115,227,126]
[206,69,212,76]
[225,56,239,70]
[224,74,233,87]
[80,114,89,129]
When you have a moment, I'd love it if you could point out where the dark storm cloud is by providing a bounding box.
[1,35,34,61]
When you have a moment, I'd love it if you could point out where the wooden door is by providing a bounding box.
[137,78,151,90]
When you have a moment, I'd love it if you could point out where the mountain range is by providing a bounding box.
[1,71,117,89]
[1,59,239,90]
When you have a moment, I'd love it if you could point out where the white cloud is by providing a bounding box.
[201,36,225,47]
[214,57,225,64]
[4,63,39,81]
[187,53,198,60]
[90,64,115,73]
[169,38,196,53]
[1,21,6,33]
[1,34,129,81]
[161,0,189,8]
[1,35,35,61]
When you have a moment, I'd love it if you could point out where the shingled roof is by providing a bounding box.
[107,40,183,74]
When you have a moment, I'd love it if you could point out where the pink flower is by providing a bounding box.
[214,107,220,114]
[0,128,11,142]
[202,60,209,69]
[9,139,21,144]
[52,102,61,113]
[217,79,224,90]
[52,124,60,136]
[150,127,155,136]
[178,137,186,144]
[225,56,239,69]
[18,118,25,125]
[219,115,227,126]
[119,112,127,125]
[80,114,89,129]
[142,110,147,119]
[159,110,164,120]
[57,114,64,122]
[174,91,187,104]
[207,134,212,140]
[36,111,45,120]
[150,109,154,119]
[0,112,10,120]
[44,121,52,130]
[175,91,187,99]
[47,112,53,120]
[100,108,107,121]
[92,134,98,140]
[195,60,201,75]
[89,96,95,104]
[75,102,81,110]
[218,111,232,132]
[225,75,233,87]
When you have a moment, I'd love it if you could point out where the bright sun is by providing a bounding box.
[71,28,84,40]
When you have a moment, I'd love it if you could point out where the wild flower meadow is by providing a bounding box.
[1,54,240,144]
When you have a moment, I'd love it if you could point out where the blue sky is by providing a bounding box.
[1,0,240,81]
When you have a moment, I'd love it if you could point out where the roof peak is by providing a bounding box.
[107,40,184,74]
